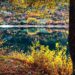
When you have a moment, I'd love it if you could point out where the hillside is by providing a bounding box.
[0,0,69,25]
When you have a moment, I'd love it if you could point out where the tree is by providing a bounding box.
[26,0,36,7]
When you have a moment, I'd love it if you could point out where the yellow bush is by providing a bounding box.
[27,18,39,24]
[7,42,73,75]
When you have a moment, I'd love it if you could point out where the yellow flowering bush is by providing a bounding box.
[5,41,73,75]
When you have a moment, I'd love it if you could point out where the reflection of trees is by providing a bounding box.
[0,39,4,45]
[26,28,39,35]
[0,28,68,52]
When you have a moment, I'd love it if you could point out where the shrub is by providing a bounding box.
[46,20,53,25]
[7,42,73,75]
[27,18,39,25]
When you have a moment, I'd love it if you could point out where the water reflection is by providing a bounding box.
[0,28,68,52]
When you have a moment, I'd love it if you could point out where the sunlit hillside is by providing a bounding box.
[0,0,69,25]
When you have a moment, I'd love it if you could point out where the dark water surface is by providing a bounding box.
[0,28,68,53]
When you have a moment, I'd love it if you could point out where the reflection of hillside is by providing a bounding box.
[0,28,68,52]
[27,28,39,35]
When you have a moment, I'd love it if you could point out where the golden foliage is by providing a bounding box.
[6,42,73,75]
[27,18,39,24]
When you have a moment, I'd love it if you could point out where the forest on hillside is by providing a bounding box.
[0,0,69,25]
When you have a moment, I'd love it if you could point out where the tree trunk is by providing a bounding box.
[70,0,75,74]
